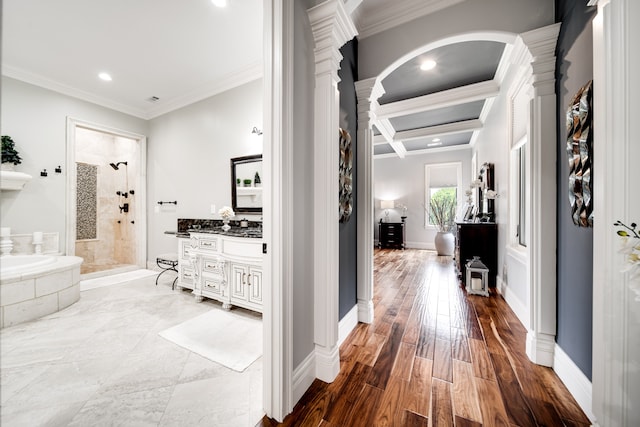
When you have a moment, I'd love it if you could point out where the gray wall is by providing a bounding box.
[0,77,149,253]
[555,0,596,380]
[147,79,263,262]
[338,38,358,320]
[291,0,317,368]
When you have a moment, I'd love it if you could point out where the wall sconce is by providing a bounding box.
[381,200,395,222]
[251,127,263,136]
[40,169,48,177]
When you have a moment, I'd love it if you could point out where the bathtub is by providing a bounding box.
[1,255,83,328]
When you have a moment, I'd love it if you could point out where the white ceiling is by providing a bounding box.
[2,0,504,157]
[2,0,264,119]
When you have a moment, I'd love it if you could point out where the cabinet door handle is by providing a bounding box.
[242,273,247,284]
[247,275,252,286]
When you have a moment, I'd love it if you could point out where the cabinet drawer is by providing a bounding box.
[203,277,223,295]
[180,267,194,284]
[198,238,218,252]
[202,257,225,274]
[180,240,191,260]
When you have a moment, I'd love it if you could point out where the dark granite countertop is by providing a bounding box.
[165,227,262,239]
[165,218,263,239]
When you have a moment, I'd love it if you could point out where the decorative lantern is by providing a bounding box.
[466,256,489,297]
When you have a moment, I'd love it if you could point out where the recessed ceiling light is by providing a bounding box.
[428,141,442,147]
[211,0,227,7]
[420,60,437,71]
[98,72,112,81]
[432,138,441,142]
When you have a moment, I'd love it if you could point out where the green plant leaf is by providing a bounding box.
[618,230,629,237]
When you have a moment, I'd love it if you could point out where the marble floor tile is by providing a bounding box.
[0,272,264,426]
[160,374,259,427]
[68,386,174,427]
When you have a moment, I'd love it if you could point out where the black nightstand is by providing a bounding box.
[378,221,405,249]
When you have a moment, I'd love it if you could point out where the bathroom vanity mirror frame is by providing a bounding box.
[230,154,263,214]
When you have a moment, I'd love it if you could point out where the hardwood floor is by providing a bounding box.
[258,249,590,426]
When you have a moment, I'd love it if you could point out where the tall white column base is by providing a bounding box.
[526,330,555,367]
[314,344,340,383]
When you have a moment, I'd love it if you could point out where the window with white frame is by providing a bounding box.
[511,136,528,247]
[424,162,462,229]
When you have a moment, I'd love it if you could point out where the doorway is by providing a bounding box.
[66,118,147,277]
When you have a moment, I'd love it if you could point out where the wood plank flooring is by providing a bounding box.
[258,249,590,427]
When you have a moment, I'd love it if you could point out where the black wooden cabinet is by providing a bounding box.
[455,222,498,287]
[378,221,405,249]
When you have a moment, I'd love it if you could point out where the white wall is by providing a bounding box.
[472,59,528,324]
[0,77,149,253]
[374,150,472,249]
[291,0,317,369]
[146,79,263,261]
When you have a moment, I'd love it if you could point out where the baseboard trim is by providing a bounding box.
[497,275,529,330]
[338,305,359,346]
[405,241,432,250]
[554,344,595,422]
[292,351,316,405]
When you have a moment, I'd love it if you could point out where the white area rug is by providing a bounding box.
[80,269,158,291]
[159,308,262,372]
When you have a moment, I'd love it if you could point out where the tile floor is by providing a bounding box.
[0,271,264,426]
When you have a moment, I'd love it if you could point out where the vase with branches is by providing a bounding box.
[426,189,457,255]
[428,189,457,232]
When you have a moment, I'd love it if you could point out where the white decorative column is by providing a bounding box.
[518,24,561,367]
[308,0,357,383]
[591,1,640,426]
[355,78,385,323]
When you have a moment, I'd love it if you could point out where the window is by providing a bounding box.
[425,162,462,229]
[511,137,527,247]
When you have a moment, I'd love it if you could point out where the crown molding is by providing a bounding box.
[2,64,148,119]
[3,61,263,121]
[146,61,263,119]
[356,0,465,39]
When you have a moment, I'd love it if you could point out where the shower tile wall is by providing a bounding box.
[75,128,138,273]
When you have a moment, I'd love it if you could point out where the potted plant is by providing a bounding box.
[2,135,22,170]
[254,171,261,187]
[243,178,252,187]
[427,188,457,256]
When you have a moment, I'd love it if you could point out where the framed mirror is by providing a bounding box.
[230,154,263,214]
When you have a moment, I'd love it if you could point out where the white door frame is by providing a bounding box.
[591,1,640,425]
[262,0,293,421]
[65,117,147,268]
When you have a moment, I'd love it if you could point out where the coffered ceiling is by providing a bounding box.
[370,39,508,158]
[2,0,507,155]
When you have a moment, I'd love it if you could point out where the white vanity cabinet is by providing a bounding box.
[177,233,263,313]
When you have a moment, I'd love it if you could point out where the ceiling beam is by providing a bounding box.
[374,117,406,158]
[373,118,483,144]
[375,80,500,121]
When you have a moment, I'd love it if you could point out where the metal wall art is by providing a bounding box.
[339,128,353,223]
[566,80,593,227]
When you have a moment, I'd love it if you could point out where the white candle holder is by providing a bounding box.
[1,237,13,257]
[465,256,489,297]
[33,231,44,254]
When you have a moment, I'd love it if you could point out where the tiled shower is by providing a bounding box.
[74,127,138,274]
